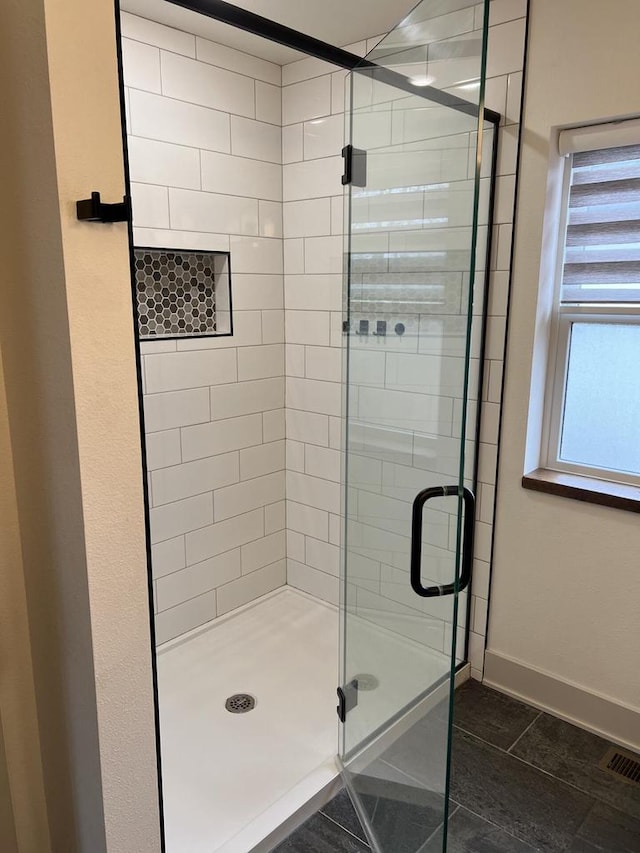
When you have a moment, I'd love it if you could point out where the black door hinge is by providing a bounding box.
[341,145,367,187]
[337,679,359,722]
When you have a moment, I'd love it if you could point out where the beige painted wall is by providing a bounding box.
[0,350,47,853]
[0,718,19,853]
[0,0,161,850]
[488,0,640,730]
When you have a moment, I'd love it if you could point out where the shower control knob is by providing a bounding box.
[395,322,406,336]
[356,319,369,336]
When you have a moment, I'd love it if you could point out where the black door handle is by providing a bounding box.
[410,485,475,598]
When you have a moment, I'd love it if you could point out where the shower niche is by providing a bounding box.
[134,247,232,340]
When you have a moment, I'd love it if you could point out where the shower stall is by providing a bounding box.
[117,0,498,850]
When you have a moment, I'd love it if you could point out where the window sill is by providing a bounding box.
[522,468,640,513]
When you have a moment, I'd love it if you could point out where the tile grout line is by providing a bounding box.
[416,803,461,853]
[135,175,282,205]
[454,726,607,808]
[376,756,431,791]
[156,554,286,616]
[448,800,538,852]
[507,710,543,754]
[570,798,601,852]
[317,810,370,849]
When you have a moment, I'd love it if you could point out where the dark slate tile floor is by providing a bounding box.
[510,711,640,821]
[272,811,368,852]
[449,728,593,850]
[272,681,640,853]
[321,790,369,846]
[421,806,537,853]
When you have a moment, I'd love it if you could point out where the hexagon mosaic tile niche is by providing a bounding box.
[134,247,232,340]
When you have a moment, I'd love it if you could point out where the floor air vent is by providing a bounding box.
[599,747,640,785]
[225,694,256,714]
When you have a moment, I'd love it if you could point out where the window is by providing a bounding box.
[543,120,640,487]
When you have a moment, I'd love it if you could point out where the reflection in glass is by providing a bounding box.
[340,1,491,851]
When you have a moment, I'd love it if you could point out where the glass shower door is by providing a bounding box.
[339,1,489,851]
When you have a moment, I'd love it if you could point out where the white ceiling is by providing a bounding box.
[120,0,416,65]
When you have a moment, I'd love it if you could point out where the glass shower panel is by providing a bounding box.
[340,2,490,851]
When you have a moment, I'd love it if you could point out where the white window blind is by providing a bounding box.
[558,118,640,157]
[561,143,640,304]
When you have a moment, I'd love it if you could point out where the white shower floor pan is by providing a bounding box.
[156,585,456,852]
[156,588,340,853]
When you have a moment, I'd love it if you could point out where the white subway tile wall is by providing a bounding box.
[280,70,344,600]
[122,11,286,644]
[122,1,526,670]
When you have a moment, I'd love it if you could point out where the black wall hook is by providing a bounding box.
[76,191,130,223]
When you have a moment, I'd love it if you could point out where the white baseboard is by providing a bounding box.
[483,650,640,752]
